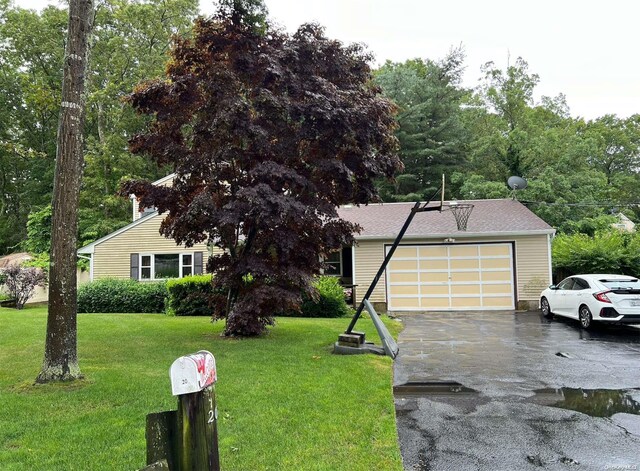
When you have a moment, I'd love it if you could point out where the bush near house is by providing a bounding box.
[77,278,167,313]
[0,264,47,309]
[280,276,353,318]
[166,274,217,316]
[552,231,640,281]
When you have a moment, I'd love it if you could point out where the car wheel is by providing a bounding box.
[579,305,593,329]
[541,297,553,318]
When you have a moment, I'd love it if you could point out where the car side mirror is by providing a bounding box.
[549,285,557,290]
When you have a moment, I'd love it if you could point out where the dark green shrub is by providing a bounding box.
[281,276,352,318]
[166,274,216,316]
[77,278,167,313]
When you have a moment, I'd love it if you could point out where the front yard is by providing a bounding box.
[0,307,402,470]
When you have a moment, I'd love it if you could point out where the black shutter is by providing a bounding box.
[194,251,203,275]
[130,253,139,280]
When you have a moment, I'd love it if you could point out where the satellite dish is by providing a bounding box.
[507,176,528,190]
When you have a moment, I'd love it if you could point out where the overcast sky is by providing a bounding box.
[12,0,640,120]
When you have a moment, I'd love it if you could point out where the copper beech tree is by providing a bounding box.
[122,8,402,336]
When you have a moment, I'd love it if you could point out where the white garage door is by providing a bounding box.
[386,243,515,311]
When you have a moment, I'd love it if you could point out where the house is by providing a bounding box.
[78,175,554,311]
[611,213,635,232]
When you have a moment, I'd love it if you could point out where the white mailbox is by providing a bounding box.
[170,350,217,396]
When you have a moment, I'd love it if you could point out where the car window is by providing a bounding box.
[572,278,590,290]
[557,278,575,290]
[599,278,639,289]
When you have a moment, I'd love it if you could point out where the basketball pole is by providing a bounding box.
[343,180,445,337]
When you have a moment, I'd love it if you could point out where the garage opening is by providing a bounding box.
[385,243,515,311]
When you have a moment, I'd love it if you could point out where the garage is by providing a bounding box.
[385,243,515,310]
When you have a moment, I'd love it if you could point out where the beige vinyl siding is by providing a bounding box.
[132,175,175,221]
[93,214,215,279]
[514,234,552,301]
[354,234,551,307]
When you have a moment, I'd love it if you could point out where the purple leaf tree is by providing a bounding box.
[121,5,402,336]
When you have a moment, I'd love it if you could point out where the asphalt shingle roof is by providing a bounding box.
[337,199,554,239]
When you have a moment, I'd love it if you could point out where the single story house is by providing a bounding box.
[78,175,555,312]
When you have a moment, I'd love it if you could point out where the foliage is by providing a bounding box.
[0,264,47,309]
[166,274,218,316]
[122,5,401,336]
[280,276,352,318]
[0,307,402,470]
[374,49,468,200]
[0,0,198,255]
[77,278,167,313]
[551,231,640,281]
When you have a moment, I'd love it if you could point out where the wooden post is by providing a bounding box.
[146,411,178,470]
[170,350,220,471]
[177,386,220,471]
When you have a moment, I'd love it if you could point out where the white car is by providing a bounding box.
[540,274,640,329]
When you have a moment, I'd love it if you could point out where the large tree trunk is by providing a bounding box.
[36,0,94,384]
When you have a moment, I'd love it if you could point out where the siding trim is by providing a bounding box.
[78,212,160,254]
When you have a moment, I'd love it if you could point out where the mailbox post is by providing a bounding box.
[170,350,220,471]
[143,350,220,471]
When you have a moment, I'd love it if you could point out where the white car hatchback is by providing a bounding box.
[540,274,640,329]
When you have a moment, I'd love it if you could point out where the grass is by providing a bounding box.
[0,306,403,470]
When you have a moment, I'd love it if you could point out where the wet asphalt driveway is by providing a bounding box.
[393,311,640,471]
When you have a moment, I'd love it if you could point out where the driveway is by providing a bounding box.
[393,311,640,471]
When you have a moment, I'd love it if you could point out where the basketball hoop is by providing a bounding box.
[448,203,474,231]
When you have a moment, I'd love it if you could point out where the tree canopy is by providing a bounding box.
[122,6,401,335]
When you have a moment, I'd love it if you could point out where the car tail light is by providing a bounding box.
[593,291,612,303]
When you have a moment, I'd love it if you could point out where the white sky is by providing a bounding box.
[13,0,640,120]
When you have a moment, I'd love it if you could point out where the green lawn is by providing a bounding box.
[0,307,403,470]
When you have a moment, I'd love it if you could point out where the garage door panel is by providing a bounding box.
[451,284,481,295]
[483,283,512,294]
[481,258,511,269]
[392,297,421,308]
[422,297,450,308]
[419,246,447,257]
[420,285,449,295]
[450,272,480,282]
[482,297,513,307]
[480,245,510,256]
[386,243,514,311]
[451,297,482,307]
[482,271,511,281]
[389,272,419,283]
[394,247,418,258]
[449,246,478,257]
[389,285,419,295]
[420,259,448,270]
[422,272,449,282]
[389,260,418,271]
[451,259,479,270]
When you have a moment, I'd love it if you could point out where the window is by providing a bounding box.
[139,253,194,280]
[557,278,574,290]
[572,278,590,290]
[325,251,342,276]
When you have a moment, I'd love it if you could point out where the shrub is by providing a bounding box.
[0,264,47,309]
[166,274,216,316]
[281,276,352,318]
[77,278,167,313]
[552,230,640,282]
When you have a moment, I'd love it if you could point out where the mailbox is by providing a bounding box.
[170,350,217,396]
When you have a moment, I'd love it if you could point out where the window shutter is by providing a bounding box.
[130,253,139,280]
[194,251,203,275]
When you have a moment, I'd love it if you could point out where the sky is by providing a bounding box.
[12,0,640,120]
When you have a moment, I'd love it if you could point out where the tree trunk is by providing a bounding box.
[36,0,94,384]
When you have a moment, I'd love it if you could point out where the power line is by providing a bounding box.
[520,200,640,208]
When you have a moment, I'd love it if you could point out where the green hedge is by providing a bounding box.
[166,274,216,316]
[281,276,352,318]
[77,278,167,313]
